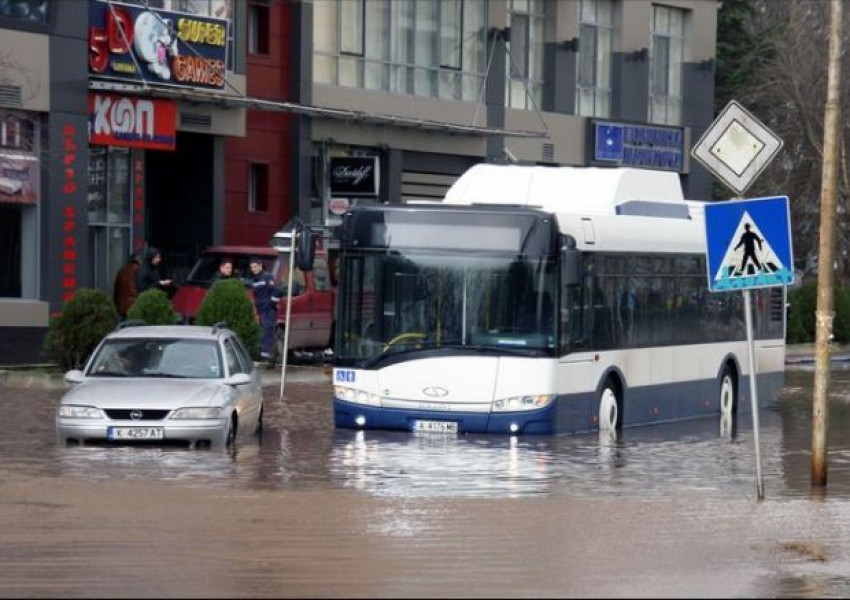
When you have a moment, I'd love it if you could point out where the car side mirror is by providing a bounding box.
[224,373,251,386]
[65,370,85,384]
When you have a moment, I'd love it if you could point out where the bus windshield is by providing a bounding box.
[336,250,558,364]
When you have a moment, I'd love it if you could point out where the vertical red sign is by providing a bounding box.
[61,124,80,303]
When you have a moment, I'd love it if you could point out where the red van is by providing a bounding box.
[171,245,336,354]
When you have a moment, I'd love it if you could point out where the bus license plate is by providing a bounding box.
[107,427,164,440]
[413,420,458,434]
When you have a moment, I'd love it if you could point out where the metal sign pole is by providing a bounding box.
[279,231,297,401]
[743,288,764,500]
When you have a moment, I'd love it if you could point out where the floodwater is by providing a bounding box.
[2,367,850,597]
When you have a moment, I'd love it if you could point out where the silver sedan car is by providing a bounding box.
[57,323,263,449]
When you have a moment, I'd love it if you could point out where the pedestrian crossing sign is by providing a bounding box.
[703,195,794,292]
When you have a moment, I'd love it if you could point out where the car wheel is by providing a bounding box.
[224,414,237,448]
[255,403,264,435]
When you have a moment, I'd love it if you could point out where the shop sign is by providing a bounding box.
[592,120,684,172]
[0,153,38,205]
[88,0,228,91]
[0,111,40,206]
[329,157,379,197]
[88,92,177,151]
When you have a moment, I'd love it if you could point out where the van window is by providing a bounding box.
[313,258,330,291]
[274,258,307,293]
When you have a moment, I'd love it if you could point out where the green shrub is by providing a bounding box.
[126,288,179,325]
[44,288,118,371]
[196,278,261,356]
[786,281,850,344]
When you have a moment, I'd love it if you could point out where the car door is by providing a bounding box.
[222,337,257,432]
[232,335,262,418]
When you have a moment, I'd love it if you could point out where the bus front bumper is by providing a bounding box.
[333,398,554,435]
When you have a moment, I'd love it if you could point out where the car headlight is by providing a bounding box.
[58,405,104,419]
[492,394,553,412]
[169,407,222,420]
[334,385,381,407]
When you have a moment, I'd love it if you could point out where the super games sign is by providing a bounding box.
[591,121,684,172]
[88,0,228,91]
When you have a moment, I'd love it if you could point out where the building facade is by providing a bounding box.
[0,0,249,365]
[299,0,717,228]
[0,0,718,365]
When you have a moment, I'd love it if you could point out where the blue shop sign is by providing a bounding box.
[593,121,684,172]
[88,0,229,91]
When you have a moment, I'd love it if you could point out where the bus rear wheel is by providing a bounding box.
[719,365,737,434]
[598,381,620,431]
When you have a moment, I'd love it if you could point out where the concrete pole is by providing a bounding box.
[812,0,843,488]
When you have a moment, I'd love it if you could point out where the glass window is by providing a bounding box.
[440,0,462,69]
[248,163,268,212]
[506,0,545,110]
[340,0,364,55]
[0,0,47,22]
[248,2,270,55]
[232,335,255,372]
[649,4,686,125]
[89,338,222,379]
[107,147,130,224]
[88,146,132,297]
[223,338,244,375]
[312,257,330,292]
[336,250,558,364]
[577,0,614,117]
[314,0,487,102]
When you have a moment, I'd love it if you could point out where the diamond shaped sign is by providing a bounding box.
[692,100,783,196]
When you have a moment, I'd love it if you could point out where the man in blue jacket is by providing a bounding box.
[248,257,281,364]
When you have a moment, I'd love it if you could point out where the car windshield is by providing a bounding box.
[186,254,270,285]
[88,338,223,379]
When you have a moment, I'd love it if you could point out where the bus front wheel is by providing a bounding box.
[598,381,620,431]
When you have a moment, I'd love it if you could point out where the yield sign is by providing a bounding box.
[704,196,794,292]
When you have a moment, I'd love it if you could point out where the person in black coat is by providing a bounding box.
[248,256,282,363]
[135,247,173,294]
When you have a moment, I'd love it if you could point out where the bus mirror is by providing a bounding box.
[562,237,581,286]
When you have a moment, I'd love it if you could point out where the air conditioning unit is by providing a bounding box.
[0,177,23,195]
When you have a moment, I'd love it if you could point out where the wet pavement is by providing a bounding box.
[2,365,850,596]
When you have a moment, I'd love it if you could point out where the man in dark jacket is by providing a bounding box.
[136,247,173,294]
[113,251,141,318]
[248,256,282,363]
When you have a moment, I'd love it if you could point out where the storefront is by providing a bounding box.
[0,110,40,300]
[86,0,244,289]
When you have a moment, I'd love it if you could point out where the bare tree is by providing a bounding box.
[732,1,850,284]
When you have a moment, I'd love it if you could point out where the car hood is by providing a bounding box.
[61,378,228,409]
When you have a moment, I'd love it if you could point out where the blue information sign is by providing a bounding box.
[704,196,794,292]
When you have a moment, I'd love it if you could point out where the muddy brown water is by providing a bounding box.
[2,368,850,597]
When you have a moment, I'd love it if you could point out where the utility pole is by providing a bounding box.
[812,0,842,488]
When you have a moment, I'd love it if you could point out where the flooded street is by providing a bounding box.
[3,367,850,597]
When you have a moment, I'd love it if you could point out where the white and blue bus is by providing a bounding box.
[332,165,786,435]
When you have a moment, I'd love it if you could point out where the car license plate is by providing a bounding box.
[412,420,458,434]
[107,427,164,440]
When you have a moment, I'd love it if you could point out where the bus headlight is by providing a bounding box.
[492,395,553,412]
[334,385,382,407]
